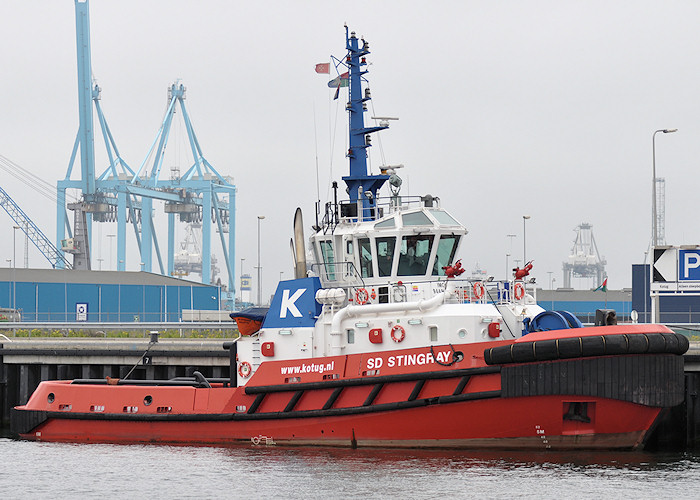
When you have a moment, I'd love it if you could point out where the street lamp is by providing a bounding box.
[13,226,20,269]
[257,215,265,305]
[522,216,531,264]
[506,234,516,278]
[652,128,677,247]
[107,234,116,270]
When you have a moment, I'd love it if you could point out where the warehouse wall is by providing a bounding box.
[0,274,219,322]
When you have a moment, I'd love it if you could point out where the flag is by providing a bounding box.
[594,278,608,292]
[315,63,330,74]
[333,84,340,100]
[328,72,349,88]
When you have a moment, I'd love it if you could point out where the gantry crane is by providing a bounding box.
[56,0,236,296]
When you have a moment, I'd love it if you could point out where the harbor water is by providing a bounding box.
[1,437,699,499]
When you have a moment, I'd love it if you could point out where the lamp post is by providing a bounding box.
[107,234,116,270]
[257,215,265,305]
[13,226,20,269]
[522,216,531,264]
[506,234,516,278]
[652,128,677,247]
[651,128,677,324]
[5,259,11,319]
[548,271,554,309]
[644,251,649,323]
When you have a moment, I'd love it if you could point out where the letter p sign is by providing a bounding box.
[682,251,700,280]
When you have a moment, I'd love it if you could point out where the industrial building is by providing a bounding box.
[0,268,219,323]
[536,288,632,323]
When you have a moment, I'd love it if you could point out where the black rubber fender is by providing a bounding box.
[484,332,690,365]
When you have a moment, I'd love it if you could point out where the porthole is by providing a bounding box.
[458,329,467,339]
[144,395,153,406]
[47,393,55,404]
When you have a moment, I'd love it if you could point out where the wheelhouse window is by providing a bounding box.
[375,218,396,229]
[358,238,373,278]
[320,240,336,280]
[432,235,460,275]
[376,236,396,277]
[429,210,460,226]
[398,234,434,276]
[402,211,433,227]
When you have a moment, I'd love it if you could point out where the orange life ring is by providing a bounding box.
[238,361,252,378]
[355,288,369,305]
[472,282,485,300]
[514,282,525,300]
[391,324,406,342]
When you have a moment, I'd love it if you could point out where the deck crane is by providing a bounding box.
[0,186,72,269]
[56,0,236,297]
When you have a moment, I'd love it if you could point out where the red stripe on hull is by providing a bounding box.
[21,396,660,450]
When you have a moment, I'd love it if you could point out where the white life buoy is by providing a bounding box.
[473,282,485,300]
[355,288,369,305]
[514,282,525,300]
[391,324,406,342]
[238,361,252,378]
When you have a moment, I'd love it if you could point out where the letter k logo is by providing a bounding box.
[280,288,306,318]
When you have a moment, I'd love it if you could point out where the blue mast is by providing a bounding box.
[341,27,389,221]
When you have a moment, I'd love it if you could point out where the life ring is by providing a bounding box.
[473,282,485,300]
[355,288,369,305]
[391,324,406,342]
[514,282,525,300]
[238,361,252,378]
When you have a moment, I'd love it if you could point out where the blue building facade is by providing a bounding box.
[0,269,219,322]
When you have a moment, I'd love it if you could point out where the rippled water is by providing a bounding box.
[1,438,698,499]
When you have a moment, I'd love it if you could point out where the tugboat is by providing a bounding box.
[11,27,688,449]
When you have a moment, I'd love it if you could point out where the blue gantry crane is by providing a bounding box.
[0,185,71,269]
[56,0,236,297]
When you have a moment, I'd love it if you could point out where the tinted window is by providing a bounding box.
[358,238,373,278]
[375,237,396,277]
[320,240,335,280]
[402,211,432,226]
[398,234,434,276]
[432,235,460,275]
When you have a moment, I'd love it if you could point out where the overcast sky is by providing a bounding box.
[2,0,700,298]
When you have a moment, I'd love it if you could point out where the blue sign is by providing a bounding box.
[679,250,700,281]
[263,277,322,328]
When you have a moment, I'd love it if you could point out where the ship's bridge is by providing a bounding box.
[309,205,468,293]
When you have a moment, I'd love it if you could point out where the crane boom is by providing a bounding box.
[0,186,72,269]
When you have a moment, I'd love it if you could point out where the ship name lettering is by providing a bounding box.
[368,351,449,369]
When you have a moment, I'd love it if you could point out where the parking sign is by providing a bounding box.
[679,250,700,281]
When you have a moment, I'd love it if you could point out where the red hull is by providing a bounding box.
[19,395,659,450]
[12,329,687,450]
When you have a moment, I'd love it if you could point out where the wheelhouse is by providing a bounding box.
[310,206,468,289]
